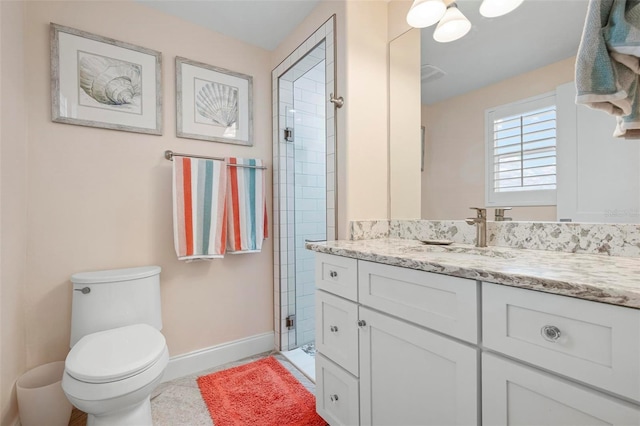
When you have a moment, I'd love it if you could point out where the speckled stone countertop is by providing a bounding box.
[306,238,640,310]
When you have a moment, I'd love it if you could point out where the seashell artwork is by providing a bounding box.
[195,82,238,127]
[79,52,142,106]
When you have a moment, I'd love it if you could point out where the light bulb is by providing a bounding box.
[406,0,447,28]
[433,5,471,43]
[479,0,524,18]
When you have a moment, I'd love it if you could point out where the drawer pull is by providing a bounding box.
[330,325,339,333]
[541,325,561,342]
[357,320,367,327]
[329,270,338,278]
[329,394,339,403]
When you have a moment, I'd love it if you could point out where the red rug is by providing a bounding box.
[197,356,327,426]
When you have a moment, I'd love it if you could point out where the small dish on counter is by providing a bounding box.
[420,239,454,245]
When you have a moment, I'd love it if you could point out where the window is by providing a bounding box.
[486,93,557,207]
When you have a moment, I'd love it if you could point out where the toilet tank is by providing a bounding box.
[70,266,162,347]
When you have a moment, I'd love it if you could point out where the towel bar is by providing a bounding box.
[164,150,267,170]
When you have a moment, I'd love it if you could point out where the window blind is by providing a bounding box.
[492,105,557,193]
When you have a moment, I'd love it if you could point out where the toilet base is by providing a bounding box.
[87,397,152,426]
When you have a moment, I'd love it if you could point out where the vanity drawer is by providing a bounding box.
[483,282,640,402]
[358,261,479,343]
[316,290,359,376]
[316,353,359,426]
[315,253,358,301]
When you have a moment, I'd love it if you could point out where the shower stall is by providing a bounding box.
[271,17,337,380]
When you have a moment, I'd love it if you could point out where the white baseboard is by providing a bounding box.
[162,331,274,382]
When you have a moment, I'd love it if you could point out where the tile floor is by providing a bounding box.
[69,351,316,426]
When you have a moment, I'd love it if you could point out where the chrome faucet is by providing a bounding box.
[494,207,512,222]
[465,207,487,248]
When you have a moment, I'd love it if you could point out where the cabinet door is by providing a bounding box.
[359,307,478,426]
[483,353,640,426]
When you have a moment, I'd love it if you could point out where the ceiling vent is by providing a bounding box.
[421,64,446,84]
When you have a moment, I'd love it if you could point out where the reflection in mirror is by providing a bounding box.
[400,0,640,223]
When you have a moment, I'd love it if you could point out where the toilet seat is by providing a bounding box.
[66,324,166,384]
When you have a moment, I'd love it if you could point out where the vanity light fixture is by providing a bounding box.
[407,0,524,42]
[433,3,471,43]
[406,0,447,28]
[479,0,524,17]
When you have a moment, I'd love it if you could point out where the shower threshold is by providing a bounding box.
[280,343,316,382]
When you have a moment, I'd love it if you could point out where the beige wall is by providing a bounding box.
[22,0,273,371]
[1,1,28,424]
[388,0,412,41]
[389,27,421,219]
[389,0,422,219]
[342,0,389,232]
[422,57,576,221]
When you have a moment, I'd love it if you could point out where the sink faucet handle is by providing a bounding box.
[495,207,513,221]
[469,207,487,218]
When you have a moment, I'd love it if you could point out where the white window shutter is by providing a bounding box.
[486,93,557,207]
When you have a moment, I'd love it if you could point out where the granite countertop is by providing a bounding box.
[306,238,640,310]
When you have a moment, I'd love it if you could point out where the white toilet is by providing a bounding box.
[62,266,169,426]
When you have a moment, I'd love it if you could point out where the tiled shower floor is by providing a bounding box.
[68,352,316,426]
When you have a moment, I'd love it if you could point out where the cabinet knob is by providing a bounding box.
[329,394,339,403]
[330,325,339,333]
[541,325,561,342]
[357,320,367,327]
[329,270,338,278]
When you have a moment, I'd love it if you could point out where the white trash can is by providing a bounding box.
[16,361,73,426]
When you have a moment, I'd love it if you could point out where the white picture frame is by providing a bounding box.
[176,56,253,146]
[50,23,162,135]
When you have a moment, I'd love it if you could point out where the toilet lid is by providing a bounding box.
[66,324,166,384]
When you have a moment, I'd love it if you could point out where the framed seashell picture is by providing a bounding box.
[50,23,162,135]
[176,57,253,146]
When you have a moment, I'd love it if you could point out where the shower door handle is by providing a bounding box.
[329,93,344,108]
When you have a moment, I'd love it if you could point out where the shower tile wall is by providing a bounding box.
[294,61,326,345]
[272,18,335,351]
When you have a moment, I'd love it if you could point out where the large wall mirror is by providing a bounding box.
[390,0,640,223]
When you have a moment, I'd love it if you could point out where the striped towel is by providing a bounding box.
[576,0,640,138]
[226,157,268,254]
[172,156,227,261]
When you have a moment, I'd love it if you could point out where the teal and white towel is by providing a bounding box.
[576,0,640,137]
[172,156,228,261]
[225,157,268,254]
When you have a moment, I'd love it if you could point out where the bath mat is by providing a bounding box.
[197,356,327,426]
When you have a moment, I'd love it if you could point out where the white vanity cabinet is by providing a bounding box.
[314,253,479,426]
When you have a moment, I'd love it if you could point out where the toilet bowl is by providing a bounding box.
[62,324,168,426]
[63,266,166,425]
